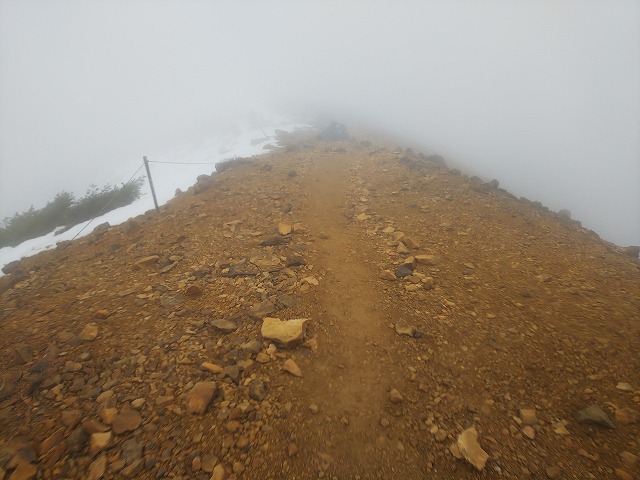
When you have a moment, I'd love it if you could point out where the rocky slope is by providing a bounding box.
[1,129,639,480]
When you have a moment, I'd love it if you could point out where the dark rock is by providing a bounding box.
[248,379,266,402]
[394,266,414,278]
[574,404,615,429]
[259,236,287,247]
[1,260,21,275]
[317,121,349,141]
[248,300,275,319]
[14,345,34,365]
[67,426,89,454]
[121,437,143,464]
[224,365,243,384]
[620,246,640,259]
[92,222,110,237]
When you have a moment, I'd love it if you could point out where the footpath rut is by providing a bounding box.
[297,153,398,476]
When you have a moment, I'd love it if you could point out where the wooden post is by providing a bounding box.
[143,156,160,213]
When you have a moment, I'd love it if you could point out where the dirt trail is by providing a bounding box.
[1,132,639,480]
[298,153,399,472]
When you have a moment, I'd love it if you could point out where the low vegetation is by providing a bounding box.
[0,179,143,248]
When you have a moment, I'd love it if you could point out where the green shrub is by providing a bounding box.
[0,178,143,248]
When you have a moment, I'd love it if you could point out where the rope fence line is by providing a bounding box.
[147,160,219,165]
[70,162,146,241]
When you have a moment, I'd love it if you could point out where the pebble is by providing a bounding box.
[520,408,538,425]
[248,379,267,402]
[79,323,99,341]
[185,381,217,414]
[616,382,634,392]
[87,455,106,480]
[545,465,561,478]
[309,403,319,414]
[388,388,403,404]
[211,319,238,333]
[615,407,639,425]
[112,409,142,434]
[283,359,303,377]
[90,432,111,457]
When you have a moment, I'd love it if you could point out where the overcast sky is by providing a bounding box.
[1,0,639,246]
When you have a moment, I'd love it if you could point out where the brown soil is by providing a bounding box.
[1,130,639,480]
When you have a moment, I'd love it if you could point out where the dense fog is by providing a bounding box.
[1,0,638,246]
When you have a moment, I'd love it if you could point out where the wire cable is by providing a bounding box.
[146,160,219,165]
[70,162,145,241]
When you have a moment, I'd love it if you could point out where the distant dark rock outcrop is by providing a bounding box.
[317,122,349,141]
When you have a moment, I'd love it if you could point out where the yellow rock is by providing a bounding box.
[278,223,292,235]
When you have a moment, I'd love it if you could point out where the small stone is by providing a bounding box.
[131,398,145,409]
[520,408,537,425]
[389,388,403,404]
[87,455,107,480]
[615,468,633,480]
[545,465,561,479]
[100,407,117,425]
[61,409,83,429]
[379,270,396,281]
[185,381,217,414]
[615,407,639,425]
[309,404,319,414]
[212,464,227,480]
[63,361,83,373]
[256,352,270,363]
[617,382,634,392]
[201,362,224,374]
[415,254,441,266]
[134,255,159,267]
[67,425,89,453]
[394,265,413,278]
[248,379,267,402]
[14,345,33,365]
[278,223,292,235]
[248,300,275,319]
[202,454,217,473]
[79,323,99,341]
[283,359,303,377]
[380,417,390,428]
[620,451,639,468]
[261,317,309,347]
[185,284,203,296]
[112,409,142,434]
[522,426,535,439]
[40,427,65,456]
[95,309,110,319]
[574,404,615,428]
[288,443,298,457]
[121,459,143,477]
[90,432,111,457]
[457,427,489,471]
[211,319,237,333]
[9,462,37,480]
[394,322,415,337]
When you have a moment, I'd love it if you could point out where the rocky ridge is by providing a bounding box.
[0,128,639,479]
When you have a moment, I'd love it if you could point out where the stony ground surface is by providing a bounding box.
[1,129,639,480]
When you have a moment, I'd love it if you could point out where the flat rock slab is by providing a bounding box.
[211,319,237,333]
[457,427,489,471]
[112,410,142,434]
[261,317,309,347]
[185,381,217,414]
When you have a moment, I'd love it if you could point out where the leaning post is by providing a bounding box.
[143,156,160,213]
